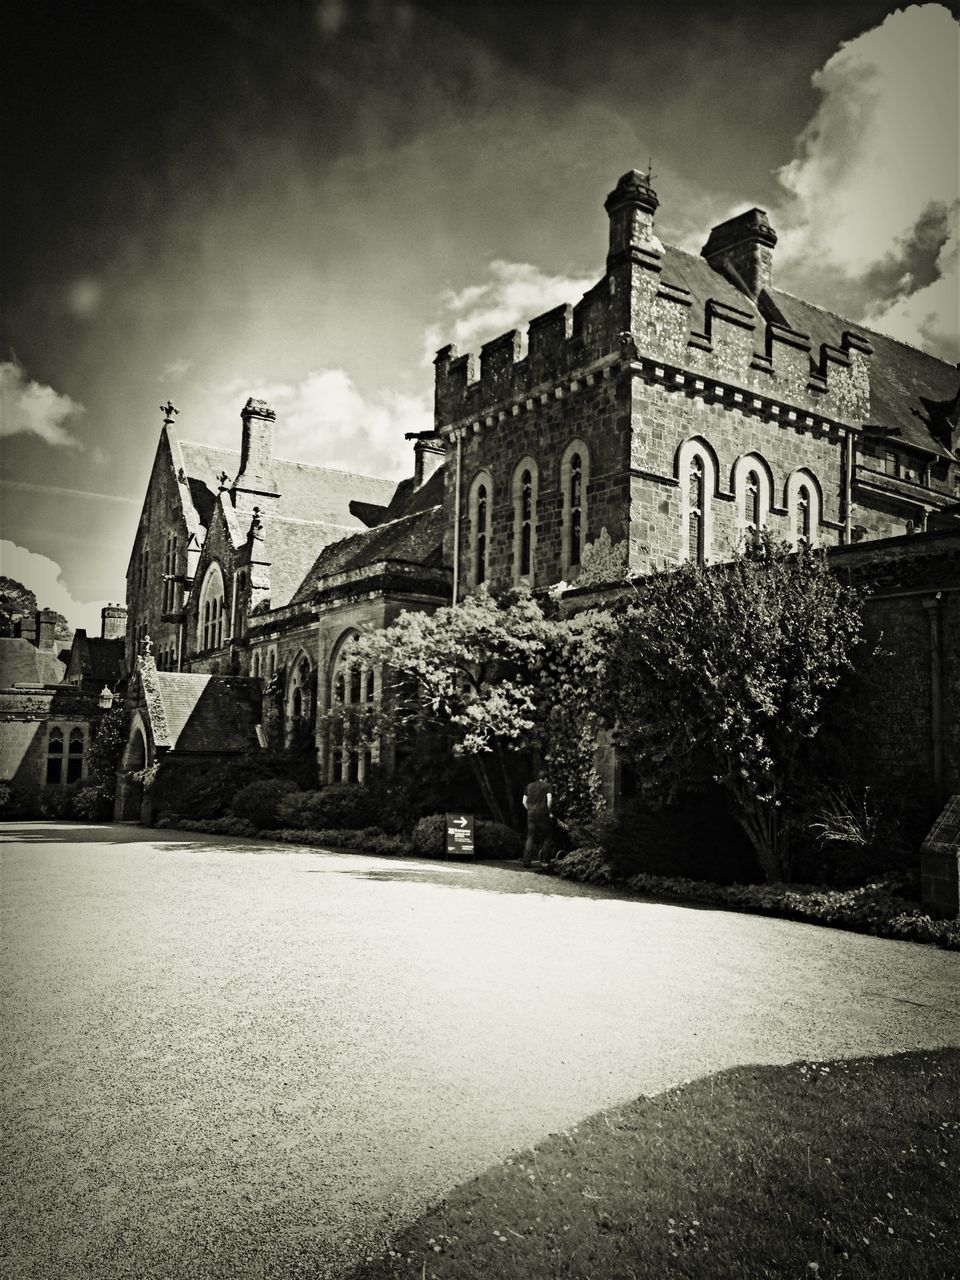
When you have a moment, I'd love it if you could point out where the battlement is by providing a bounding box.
[435,270,873,429]
[434,172,873,430]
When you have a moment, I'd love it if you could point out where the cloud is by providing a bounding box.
[772,3,959,358]
[424,259,598,362]
[158,358,193,381]
[0,540,111,634]
[205,369,432,479]
[0,359,85,447]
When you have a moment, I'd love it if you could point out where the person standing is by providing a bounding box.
[522,769,554,867]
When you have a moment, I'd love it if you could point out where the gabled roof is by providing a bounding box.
[177,440,397,531]
[260,517,347,608]
[142,669,261,753]
[0,638,65,688]
[291,504,447,603]
[64,632,124,686]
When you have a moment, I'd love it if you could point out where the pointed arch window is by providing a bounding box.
[67,728,84,784]
[46,727,64,785]
[561,441,590,576]
[786,471,821,549]
[328,633,379,784]
[512,460,538,583]
[469,471,494,589]
[677,439,716,565]
[199,563,226,651]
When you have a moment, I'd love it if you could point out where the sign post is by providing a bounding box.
[445,813,475,858]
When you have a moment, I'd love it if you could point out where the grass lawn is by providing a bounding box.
[350,1048,960,1280]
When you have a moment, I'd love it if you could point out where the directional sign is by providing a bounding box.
[445,813,475,858]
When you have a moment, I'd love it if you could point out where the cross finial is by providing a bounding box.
[646,157,656,184]
[160,401,179,425]
[143,633,153,657]
[217,470,230,490]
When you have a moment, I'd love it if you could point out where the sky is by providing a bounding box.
[2,0,958,633]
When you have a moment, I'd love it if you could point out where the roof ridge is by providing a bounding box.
[180,437,399,486]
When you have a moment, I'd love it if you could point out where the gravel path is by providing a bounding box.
[3,821,959,1279]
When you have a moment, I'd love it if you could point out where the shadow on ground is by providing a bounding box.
[347,1047,960,1280]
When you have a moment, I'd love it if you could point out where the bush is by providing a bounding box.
[365,832,414,857]
[277,785,382,831]
[39,786,78,819]
[156,815,256,836]
[576,793,759,885]
[410,813,522,859]
[410,814,446,856]
[0,782,40,819]
[798,786,915,885]
[230,777,299,830]
[475,819,521,859]
[71,783,114,822]
[550,853,960,950]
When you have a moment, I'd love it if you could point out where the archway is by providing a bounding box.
[118,723,148,822]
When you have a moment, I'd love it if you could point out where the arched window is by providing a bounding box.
[234,570,247,636]
[786,470,821,549]
[676,439,717,565]
[469,472,494,588]
[267,650,276,679]
[67,727,84,784]
[512,459,538,584]
[286,654,315,747]
[162,533,179,613]
[733,455,771,546]
[561,440,590,577]
[328,632,378,784]
[198,563,226,651]
[46,727,64,785]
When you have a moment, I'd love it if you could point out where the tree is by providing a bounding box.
[601,539,865,882]
[0,576,38,636]
[343,588,608,828]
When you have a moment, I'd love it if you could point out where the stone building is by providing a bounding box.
[119,169,958,861]
[0,606,125,806]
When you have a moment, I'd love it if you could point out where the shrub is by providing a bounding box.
[410,814,521,859]
[230,777,298,830]
[277,785,382,831]
[577,793,759,885]
[157,815,256,836]
[475,820,521,859]
[799,785,914,885]
[71,783,114,821]
[39,786,78,819]
[410,814,446,856]
[0,783,40,819]
[554,846,615,885]
[365,832,414,857]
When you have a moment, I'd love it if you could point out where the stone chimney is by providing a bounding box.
[604,169,660,268]
[232,398,280,515]
[101,604,127,640]
[15,615,37,646]
[36,609,57,651]
[413,438,444,489]
[701,208,777,300]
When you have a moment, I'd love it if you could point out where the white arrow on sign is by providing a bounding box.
[454,816,468,827]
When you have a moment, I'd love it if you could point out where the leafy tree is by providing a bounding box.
[343,588,608,828]
[576,527,629,588]
[601,538,865,883]
[0,576,38,636]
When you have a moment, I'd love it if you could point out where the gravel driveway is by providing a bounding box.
[3,822,959,1279]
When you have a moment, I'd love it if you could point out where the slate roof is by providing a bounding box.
[64,633,125,686]
[0,638,65,688]
[655,244,959,460]
[178,441,397,531]
[260,517,347,608]
[291,504,447,603]
[147,672,261,753]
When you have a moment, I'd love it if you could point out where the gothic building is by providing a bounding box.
[119,169,959,826]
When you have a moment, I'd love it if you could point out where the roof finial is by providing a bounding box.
[217,470,230,490]
[142,633,153,657]
[160,401,179,426]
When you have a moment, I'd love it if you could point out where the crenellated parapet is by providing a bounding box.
[434,171,873,432]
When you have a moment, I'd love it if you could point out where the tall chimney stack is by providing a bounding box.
[101,604,127,640]
[701,208,777,300]
[232,398,280,515]
[36,609,57,652]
